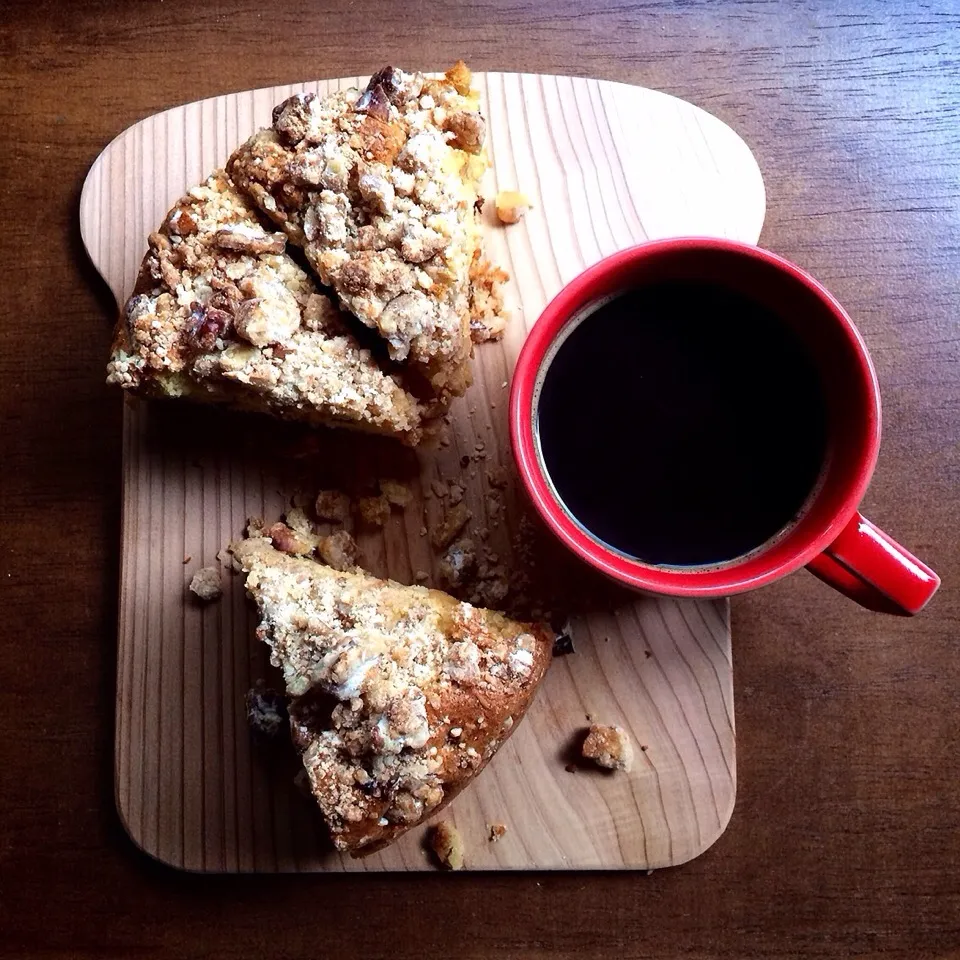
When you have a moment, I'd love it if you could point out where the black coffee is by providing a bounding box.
[536,281,828,566]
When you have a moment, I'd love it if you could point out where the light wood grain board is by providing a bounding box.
[80,72,764,872]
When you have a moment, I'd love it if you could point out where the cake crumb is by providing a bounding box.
[317,530,360,571]
[314,489,351,524]
[246,515,265,538]
[284,506,315,537]
[414,569,430,583]
[496,190,531,224]
[356,494,391,527]
[486,465,509,489]
[431,478,450,499]
[439,538,477,588]
[381,479,412,508]
[182,555,191,565]
[582,724,634,772]
[189,566,222,601]
[447,482,465,506]
[488,823,507,843]
[430,821,465,870]
[430,502,472,549]
[564,763,578,774]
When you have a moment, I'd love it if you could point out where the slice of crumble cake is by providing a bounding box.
[228,62,507,402]
[232,536,553,856]
[107,171,426,444]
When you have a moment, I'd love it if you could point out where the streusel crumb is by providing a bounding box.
[356,494,391,527]
[314,489,351,524]
[189,566,222,601]
[582,724,634,772]
[430,821,465,870]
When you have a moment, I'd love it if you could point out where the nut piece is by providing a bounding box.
[272,92,317,146]
[245,681,288,738]
[495,190,531,224]
[266,521,314,556]
[187,303,233,352]
[356,494,391,527]
[380,479,412,508]
[214,225,286,254]
[488,823,507,843]
[430,820,465,870]
[189,566,222,602]
[430,502,472,550]
[581,724,634,772]
[317,530,360,571]
[314,489,351,524]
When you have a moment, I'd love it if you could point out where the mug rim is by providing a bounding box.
[509,237,882,598]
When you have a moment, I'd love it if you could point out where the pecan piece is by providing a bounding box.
[354,83,392,122]
[272,92,317,146]
[214,226,286,254]
[266,521,314,556]
[367,66,405,102]
[167,207,198,236]
[187,303,232,351]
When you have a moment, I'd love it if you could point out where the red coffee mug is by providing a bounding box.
[510,238,940,616]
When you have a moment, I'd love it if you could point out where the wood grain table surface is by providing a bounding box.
[1,0,958,957]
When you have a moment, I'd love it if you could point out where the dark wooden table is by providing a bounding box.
[2,1,958,956]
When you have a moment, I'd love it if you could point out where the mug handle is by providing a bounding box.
[806,512,940,615]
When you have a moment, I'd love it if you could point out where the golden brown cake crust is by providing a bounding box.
[227,64,501,402]
[232,536,553,856]
[106,171,426,443]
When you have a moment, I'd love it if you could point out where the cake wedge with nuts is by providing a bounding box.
[227,62,507,402]
[231,536,553,856]
[106,171,427,444]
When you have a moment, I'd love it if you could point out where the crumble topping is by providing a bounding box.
[107,171,425,443]
[228,63,505,399]
[582,724,634,772]
[430,820,465,870]
[188,566,222,601]
[231,536,552,853]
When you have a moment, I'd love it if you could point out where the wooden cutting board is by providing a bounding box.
[80,71,764,872]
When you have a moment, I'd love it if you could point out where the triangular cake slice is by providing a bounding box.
[107,171,426,444]
[232,537,553,856]
[227,63,506,401]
